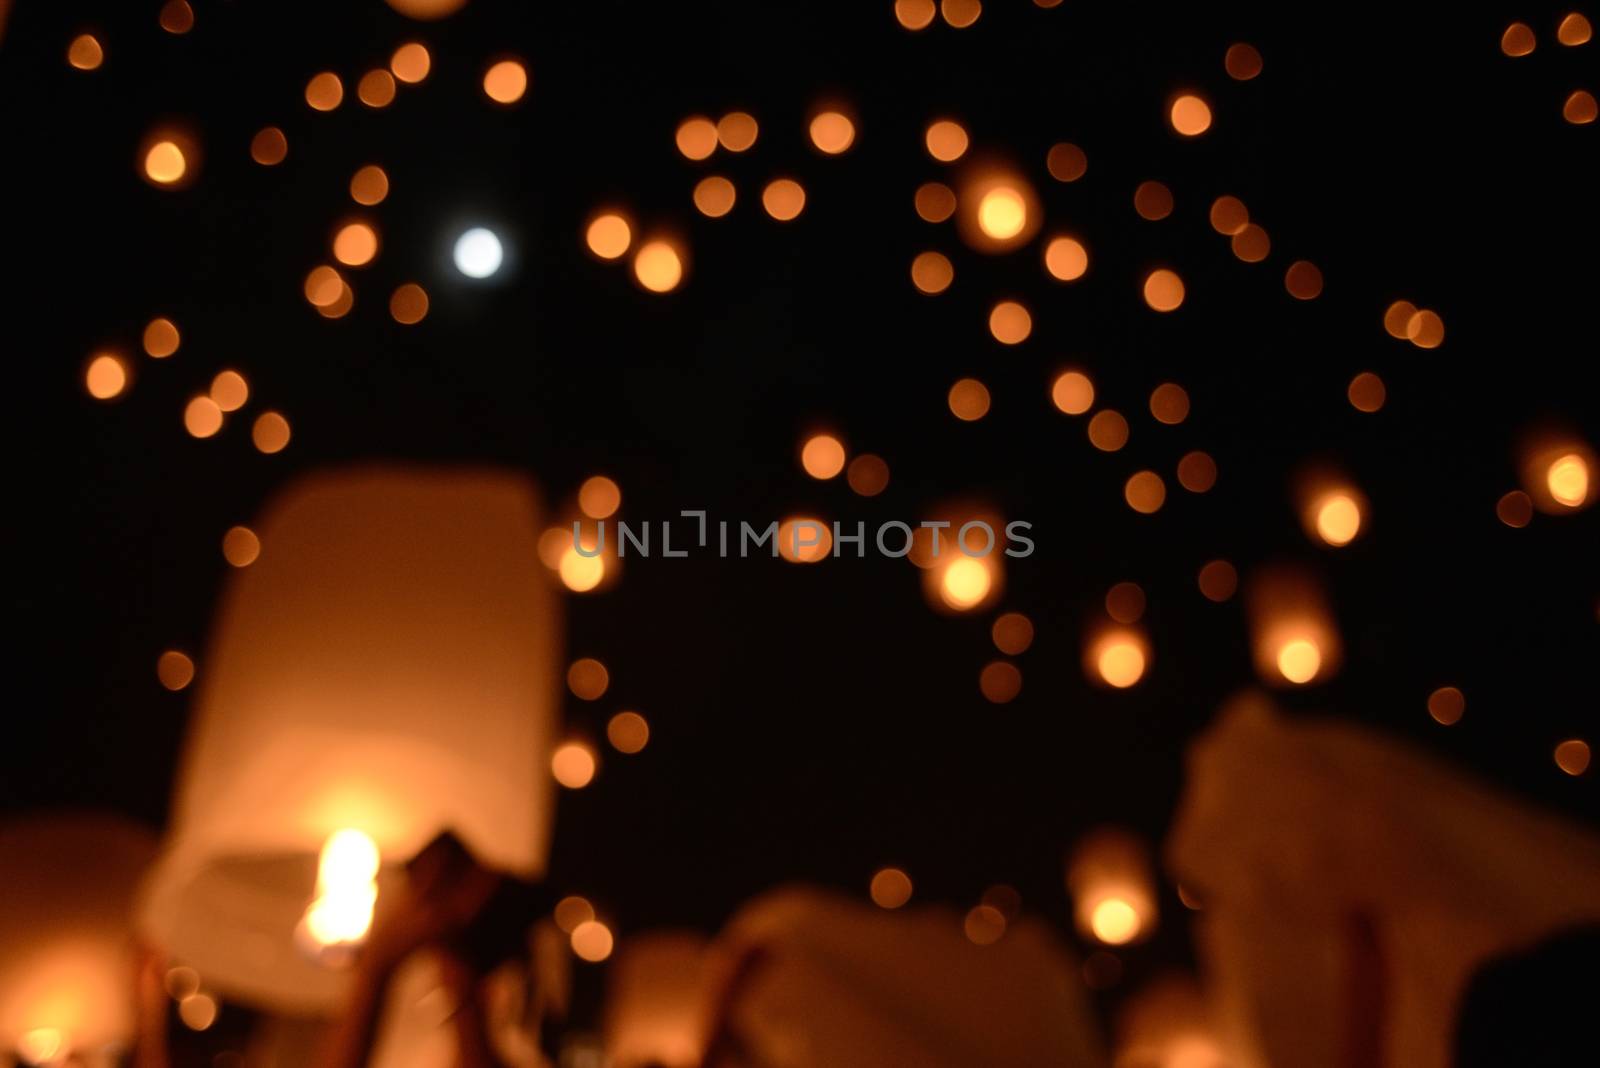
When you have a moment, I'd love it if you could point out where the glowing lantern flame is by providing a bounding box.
[303,830,380,949]
[1066,828,1158,947]
[1247,565,1341,687]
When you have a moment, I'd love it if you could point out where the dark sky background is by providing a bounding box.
[4,0,1598,1042]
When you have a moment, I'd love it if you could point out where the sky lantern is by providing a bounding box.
[1065,827,1159,946]
[1518,430,1595,513]
[603,931,710,1068]
[1246,565,1342,687]
[955,166,1041,253]
[0,814,157,1060]
[1295,468,1369,548]
[913,503,1007,614]
[138,467,560,1015]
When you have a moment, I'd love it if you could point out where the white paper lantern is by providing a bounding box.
[139,465,560,1015]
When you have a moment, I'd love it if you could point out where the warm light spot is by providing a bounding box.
[1285,260,1324,300]
[964,905,1007,945]
[317,279,354,319]
[925,119,969,162]
[979,660,1022,703]
[895,0,937,30]
[158,650,195,691]
[1198,560,1237,602]
[1557,13,1592,46]
[305,830,379,946]
[1177,451,1217,493]
[159,1,195,34]
[333,222,379,267]
[391,42,431,83]
[1225,42,1263,79]
[1044,236,1089,281]
[567,657,610,700]
[68,33,104,70]
[1089,899,1141,944]
[948,378,991,421]
[168,968,201,1003]
[1169,94,1212,136]
[1314,494,1362,546]
[1496,490,1534,528]
[778,517,833,563]
[1276,639,1322,684]
[910,250,954,294]
[252,411,291,453]
[992,612,1034,655]
[250,126,288,166]
[222,525,260,567]
[585,213,632,259]
[607,711,649,754]
[810,111,856,154]
[847,454,890,496]
[762,178,806,220]
[1231,224,1270,262]
[17,1031,64,1064]
[1088,410,1129,451]
[1149,382,1190,425]
[306,72,344,111]
[571,920,615,962]
[86,353,128,399]
[1105,582,1146,624]
[675,116,718,160]
[1133,180,1173,221]
[348,164,388,205]
[1555,739,1591,776]
[942,0,982,28]
[144,317,180,360]
[1501,22,1537,56]
[390,283,429,324]
[1383,300,1419,339]
[210,370,248,412]
[977,186,1028,239]
[1095,637,1147,688]
[1124,471,1167,514]
[870,867,913,908]
[559,546,604,591]
[717,112,759,152]
[554,896,594,933]
[1143,269,1185,311]
[940,557,992,609]
[693,176,736,217]
[358,69,397,108]
[1547,453,1590,507]
[1209,195,1249,235]
[1046,142,1087,182]
[633,240,684,293]
[1562,90,1596,123]
[1052,371,1094,415]
[552,742,598,789]
[801,434,847,479]
[1427,686,1465,726]
[915,182,958,222]
[145,141,187,184]
[178,993,217,1031]
[483,60,528,104]
[185,396,224,438]
[1347,372,1386,412]
[989,300,1032,344]
[1407,309,1445,348]
[578,476,622,519]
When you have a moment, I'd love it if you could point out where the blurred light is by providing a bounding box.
[1197,560,1237,602]
[1557,13,1592,45]
[959,170,1040,252]
[1231,224,1270,262]
[177,993,216,1031]
[158,650,195,690]
[1276,639,1322,683]
[895,0,936,30]
[559,545,604,591]
[1090,899,1140,944]
[777,517,832,563]
[607,711,649,754]
[357,69,397,108]
[348,164,389,205]
[1555,740,1591,776]
[251,127,288,166]
[1249,566,1341,685]
[305,830,380,948]
[977,186,1027,239]
[1089,629,1148,688]
[1502,22,1536,56]
[86,353,128,399]
[185,396,223,438]
[391,42,431,83]
[567,657,610,700]
[992,612,1034,654]
[483,60,528,104]
[1383,300,1418,337]
[1496,490,1533,528]
[1547,453,1590,507]
[1133,180,1173,221]
[317,279,354,319]
[17,1030,64,1064]
[1521,437,1597,512]
[68,33,103,70]
[1407,308,1445,348]
[1143,269,1185,311]
[305,72,343,111]
[801,434,847,479]
[1285,260,1324,299]
[222,526,260,568]
[925,119,969,162]
[554,896,594,933]
[948,378,991,421]
[385,0,468,15]
[915,181,957,222]
[552,742,598,789]
[1177,451,1217,493]
[571,920,614,962]
[940,557,992,609]
[988,300,1032,344]
[870,868,913,908]
[633,240,684,293]
[847,454,890,496]
[1105,582,1145,624]
[1124,471,1166,514]
[145,140,187,184]
[454,227,503,278]
[1209,195,1249,235]
[1312,493,1363,546]
[979,660,1022,703]
[252,411,291,453]
[1225,42,1263,79]
[164,965,201,999]
[1046,142,1087,181]
[579,475,622,518]
[675,117,718,160]
[1051,370,1094,414]
[693,176,736,217]
[1347,372,1386,412]
[159,1,194,34]
[1427,686,1465,726]
[911,250,954,293]
[1149,382,1190,424]
[333,222,379,267]
[810,110,856,153]
[762,178,806,220]
[210,370,248,412]
[942,0,982,28]
[1088,410,1129,451]
[586,213,632,259]
[1169,94,1212,136]
[717,111,758,151]
[390,283,429,324]
[1044,236,1089,281]
[962,905,1006,946]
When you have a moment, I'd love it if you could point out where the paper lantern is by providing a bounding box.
[1113,973,1230,1068]
[139,466,560,1015]
[0,813,157,1060]
[603,931,710,1068]
[1066,827,1159,946]
[1244,564,1341,686]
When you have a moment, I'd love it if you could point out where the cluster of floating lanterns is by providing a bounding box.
[1500,14,1596,123]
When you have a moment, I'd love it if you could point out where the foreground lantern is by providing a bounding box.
[603,932,710,1068]
[1066,827,1159,946]
[139,466,560,1015]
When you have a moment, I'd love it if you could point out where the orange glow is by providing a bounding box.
[1088,410,1129,451]
[567,657,610,700]
[586,213,632,259]
[333,222,379,267]
[1557,13,1592,45]
[1133,180,1173,221]
[251,127,288,166]
[571,920,614,962]
[958,170,1040,252]
[762,178,806,221]
[800,435,847,479]
[68,33,104,70]
[1231,223,1270,262]
[1090,899,1141,944]
[991,612,1034,655]
[607,711,649,754]
[717,112,758,152]
[85,353,128,400]
[1169,94,1212,136]
[633,240,684,293]
[305,72,343,111]
[941,0,982,28]
[1277,639,1322,684]
[1124,471,1167,514]
[847,454,890,497]
[1285,260,1324,300]
[1502,22,1537,56]
[915,181,957,222]
[1088,628,1149,688]
[1177,451,1217,493]
[1044,236,1089,281]
[222,526,260,568]
[1347,372,1386,412]
[1209,195,1249,235]
[894,0,936,30]
[1298,470,1368,544]
[210,370,248,412]
[1312,493,1363,546]
[554,896,594,933]
[939,556,993,609]
[910,251,954,294]
[925,119,969,162]
[252,411,291,454]
[693,176,736,217]
[1105,582,1145,624]
[1046,142,1087,181]
[389,283,429,324]
[158,650,195,691]
[357,69,396,108]
[177,994,216,1031]
[1051,371,1094,415]
[1427,686,1465,726]
[1149,382,1190,424]
[1521,437,1597,512]
[1225,42,1263,79]
[979,660,1022,703]
[159,1,195,34]
[1383,300,1419,338]
[483,60,528,104]
[184,396,223,439]
[1564,90,1597,124]
[976,186,1028,239]
[552,743,598,789]
[870,867,913,908]
[1555,740,1591,776]
[578,476,622,519]
[1546,453,1590,507]
[777,517,832,563]
[391,42,431,83]
[1197,560,1237,602]
[964,905,1006,945]
[144,140,187,184]
[948,378,991,421]
[559,545,606,591]
[1496,490,1533,528]
[1248,566,1341,686]
[809,110,856,154]
[317,279,354,319]
[1143,269,1185,311]
[988,300,1032,344]
[349,164,388,205]
[675,117,718,160]
[1407,308,1445,348]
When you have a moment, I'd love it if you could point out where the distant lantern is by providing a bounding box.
[138,468,560,1014]
[1297,469,1369,548]
[1169,94,1212,136]
[0,815,157,1061]
[1085,626,1149,688]
[1520,435,1596,513]
[1066,827,1158,946]
[1246,564,1342,687]
[453,227,504,278]
[602,932,709,1068]
[483,59,528,104]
